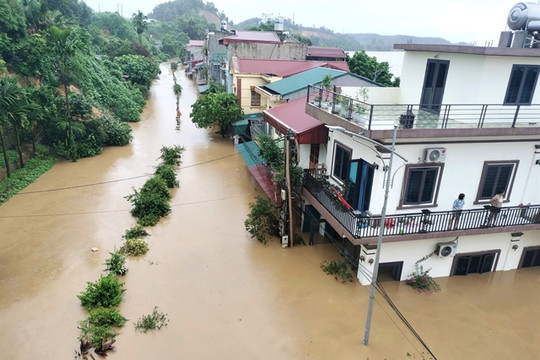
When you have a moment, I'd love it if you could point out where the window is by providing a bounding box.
[251,90,261,107]
[400,165,443,207]
[310,144,320,166]
[504,65,539,105]
[332,143,351,182]
[476,161,518,203]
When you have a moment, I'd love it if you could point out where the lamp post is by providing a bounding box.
[363,124,398,345]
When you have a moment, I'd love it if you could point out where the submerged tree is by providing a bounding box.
[190,91,243,137]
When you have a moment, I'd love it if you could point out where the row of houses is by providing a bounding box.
[188,17,540,285]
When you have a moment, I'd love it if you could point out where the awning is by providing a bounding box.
[232,119,248,137]
[263,98,328,144]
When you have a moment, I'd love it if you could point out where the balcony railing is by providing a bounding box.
[306,84,540,131]
[303,172,540,240]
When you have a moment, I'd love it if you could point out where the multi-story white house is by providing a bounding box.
[298,42,540,285]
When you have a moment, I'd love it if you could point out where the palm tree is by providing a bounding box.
[0,78,33,176]
[132,10,147,45]
[47,26,82,159]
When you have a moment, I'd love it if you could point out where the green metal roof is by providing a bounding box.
[235,141,264,168]
[264,67,346,96]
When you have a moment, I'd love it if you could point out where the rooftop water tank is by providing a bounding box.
[507,2,540,32]
[274,16,284,32]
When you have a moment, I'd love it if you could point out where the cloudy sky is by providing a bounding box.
[82,0,519,44]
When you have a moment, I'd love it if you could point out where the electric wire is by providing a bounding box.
[14,152,239,195]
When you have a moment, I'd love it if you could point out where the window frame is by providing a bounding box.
[332,142,351,184]
[250,90,261,107]
[504,65,540,105]
[398,163,444,209]
[474,160,518,204]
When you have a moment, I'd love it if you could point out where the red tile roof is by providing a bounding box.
[307,46,346,59]
[220,31,281,45]
[187,40,205,47]
[235,58,349,77]
[263,98,328,144]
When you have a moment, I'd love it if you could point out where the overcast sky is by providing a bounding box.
[82,0,520,44]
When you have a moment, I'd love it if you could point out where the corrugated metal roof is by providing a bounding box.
[263,98,328,144]
[307,46,346,59]
[220,31,281,45]
[263,67,346,96]
[235,58,349,77]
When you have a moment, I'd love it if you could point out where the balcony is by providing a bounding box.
[302,172,540,245]
[305,85,540,134]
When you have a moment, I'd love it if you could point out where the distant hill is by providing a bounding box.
[235,17,455,51]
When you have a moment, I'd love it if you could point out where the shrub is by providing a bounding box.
[78,319,117,352]
[320,259,354,283]
[257,135,282,170]
[159,145,184,166]
[244,196,278,244]
[124,225,150,240]
[154,163,178,188]
[135,306,169,332]
[119,238,149,256]
[405,264,440,293]
[125,176,171,226]
[88,307,127,328]
[104,251,128,276]
[77,275,126,311]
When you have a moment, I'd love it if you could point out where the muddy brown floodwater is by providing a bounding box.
[1,63,539,360]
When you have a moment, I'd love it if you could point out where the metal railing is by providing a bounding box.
[306,85,540,131]
[303,172,540,240]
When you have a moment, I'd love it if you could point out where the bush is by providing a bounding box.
[154,163,178,188]
[244,196,278,244]
[77,274,126,311]
[320,259,354,283]
[88,307,128,328]
[124,225,150,240]
[134,306,169,332]
[125,176,171,226]
[405,264,440,293]
[119,238,149,256]
[159,145,184,166]
[104,251,128,276]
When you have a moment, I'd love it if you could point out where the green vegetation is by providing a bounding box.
[405,263,440,293]
[104,251,128,276]
[190,90,243,137]
[124,224,150,240]
[155,163,179,188]
[119,238,149,257]
[125,175,171,226]
[135,306,169,332]
[77,274,126,311]
[346,50,399,87]
[320,259,354,283]
[257,135,283,170]
[159,144,184,166]
[244,195,278,244]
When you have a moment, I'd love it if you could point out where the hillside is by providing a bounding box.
[235,17,454,51]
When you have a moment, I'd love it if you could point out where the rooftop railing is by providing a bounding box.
[303,172,540,240]
[306,84,540,131]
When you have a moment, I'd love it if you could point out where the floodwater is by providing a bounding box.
[1,63,539,360]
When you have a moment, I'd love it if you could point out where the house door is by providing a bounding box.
[378,261,403,281]
[454,252,496,276]
[345,159,374,212]
[420,59,450,114]
[520,247,540,268]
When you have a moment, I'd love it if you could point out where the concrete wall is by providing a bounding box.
[228,42,308,61]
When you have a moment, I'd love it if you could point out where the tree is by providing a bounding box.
[47,25,83,159]
[0,77,36,176]
[173,83,182,111]
[131,10,147,45]
[190,92,243,137]
[346,50,399,87]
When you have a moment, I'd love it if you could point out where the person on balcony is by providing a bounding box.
[448,193,465,230]
[485,189,505,227]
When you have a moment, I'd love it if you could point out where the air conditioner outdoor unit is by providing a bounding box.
[436,241,457,258]
[281,235,289,248]
[424,147,446,163]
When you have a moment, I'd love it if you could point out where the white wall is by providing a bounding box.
[399,51,540,105]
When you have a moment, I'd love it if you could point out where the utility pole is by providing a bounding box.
[363,125,398,345]
[285,130,294,247]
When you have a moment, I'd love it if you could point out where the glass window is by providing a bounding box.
[333,143,351,182]
[403,166,440,205]
[251,90,261,107]
[504,65,539,105]
[477,161,518,202]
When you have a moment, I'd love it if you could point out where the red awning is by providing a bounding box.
[263,98,328,144]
